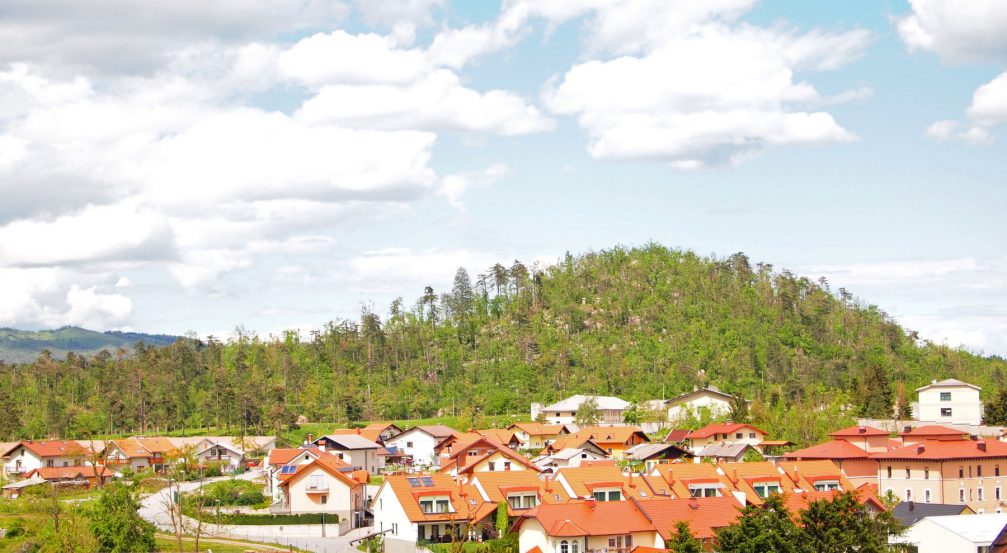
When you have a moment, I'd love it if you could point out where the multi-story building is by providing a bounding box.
[533,395,630,426]
[914,379,983,426]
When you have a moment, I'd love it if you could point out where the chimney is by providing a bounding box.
[903,426,912,435]
[917,444,925,454]
[979,441,987,452]
[688,497,698,510]
[356,428,361,435]
[585,497,596,510]
[544,474,552,492]
[858,426,866,434]
[907,501,915,512]
[306,433,314,443]
[628,471,636,488]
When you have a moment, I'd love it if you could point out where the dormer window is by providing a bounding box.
[813,480,841,492]
[688,484,722,498]
[507,493,538,510]
[592,489,622,501]
[754,482,781,498]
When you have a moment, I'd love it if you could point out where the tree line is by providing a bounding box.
[0,244,1004,444]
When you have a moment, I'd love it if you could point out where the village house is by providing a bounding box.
[370,473,483,553]
[664,387,745,422]
[324,423,404,445]
[694,442,759,463]
[24,465,117,489]
[509,423,572,450]
[476,429,522,450]
[2,440,87,475]
[468,470,572,523]
[532,395,630,426]
[265,447,327,502]
[104,438,166,471]
[552,463,652,502]
[275,455,369,526]
[532,440,609,472]
[383,425,459,467]
[783,434,881,489]
[898,424,971,445]
[568,426,650,459]
[891,501,975,527]
[194,439,245,470]
[637,495,744,548]
[684,423,767,453]
[913,379,983,427]
[438,436,541,476]
[623,443,692,472]
[515,500,662,553]
[312,434,386,474]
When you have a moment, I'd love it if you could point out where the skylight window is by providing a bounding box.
[421,476,435,487]
[407,477,421,487]
[280,465,296,474]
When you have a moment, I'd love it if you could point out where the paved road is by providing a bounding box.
[138,469,371,552]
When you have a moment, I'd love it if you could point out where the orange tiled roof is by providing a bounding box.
[775,460,851,491]
[554,464,650,501]
[898,425,970,439]
[509,423,569,436]
[519,500,655,537]
[649,462,735,499]
[471,471,571,510]
[571,426,649,446]
[781,488,886,514]
[782,440,872,460]
[478,429,517,445]
[686,423,766,440]
[325,427,384,443]
[279,455,363,489]
[377,473,482,523]
[27,466,111,481]
[830,425,890,438]
[10,440,87,459]
[636,496,743,539]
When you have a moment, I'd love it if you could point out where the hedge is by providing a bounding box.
[181,504,338,525]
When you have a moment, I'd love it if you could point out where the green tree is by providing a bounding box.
[89,482,156,553]
[496,500,510,537]
[715,495,801,553]
[799,492,903,552]
[623,403,642,424]
[859,360,894,419]
[667,520,703,553]
[575,396,601,426]
[985,387,1007,425]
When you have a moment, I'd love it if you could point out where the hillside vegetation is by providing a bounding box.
[0,326,178,363]
[0,244,1003,446]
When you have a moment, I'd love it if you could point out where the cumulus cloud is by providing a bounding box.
[438,163,510,210]
[0,268,133,329]
[897,0,1007,142]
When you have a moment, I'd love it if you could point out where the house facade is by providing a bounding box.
[276,456,369,525]
[684,423,767,453]
[914,379,983,426]
[384,425,458,467]
[313,434,385,474]
[2,441,87,475]
[534,396,630,426]
[509,423,571,450]
[371,473,482,553]
[664,387,742,422]
[516,501,661,553]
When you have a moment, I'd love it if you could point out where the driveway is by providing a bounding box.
[138,469,370,553]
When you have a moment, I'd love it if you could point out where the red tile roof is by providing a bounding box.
[663,430,690,443]
[830,425,890,438]
[26,466,112,481]
[898,425,970,439]
[874,439,1007,460]
[636,496,743,539]
[782,440,872,460]
[519,500,655,536]
[686,424,766,440]
[6,440,87,459]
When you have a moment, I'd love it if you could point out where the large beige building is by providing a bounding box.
[875,438,1007,513]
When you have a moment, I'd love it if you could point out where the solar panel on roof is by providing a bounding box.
[280,465,296,474]
[407,477,421,487]
[421,476,434,487]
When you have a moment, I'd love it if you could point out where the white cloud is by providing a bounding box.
[897,0,1007,142]
[0,268,132,329]
[278,31,430,87]
[543,22,867,167]
[895,0,1007,63]
[353,0,444,29]
[296,70,553,134]
[438,163,510,210]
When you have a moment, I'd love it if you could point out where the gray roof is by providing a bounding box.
[893,502,970,526]
[320,434,381,450]
[696,443,752,458]
[665,387,741,405]
[916,378,981,392]
[624,443,690,460]
[924,514,1007,544]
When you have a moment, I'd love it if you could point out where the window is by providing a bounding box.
[406,441,413,448]
[997,487,1002,501]
[960,467,964,479]
[906,467,911,479]
[689,485,721,498]
[905,489,912,501]
[941,407,953,417]
[560,540,569,553]
[813,481,841,492]
[925,467,929,480]
[507,494,537,510]
[468,451,479,456]
[749,433,756,439]
[625,535,633,548]
[488,462,496,471]
[887,466,892,479]
[736,433,743,439]
[940,392,951,401]
[592,490,622,501]
[754,483,782,498]
[504,462,511,471]
[571,541,579,553]
[420,500,433,514]
[321,495,327,505]
[997,465,1001,477]
[979,465,983,478]
[960,488,966,503]
[307,475,327,490]
[925,489,932,503]
[393,523,398,535]
[436,500,450,513]
[979,487,985,501]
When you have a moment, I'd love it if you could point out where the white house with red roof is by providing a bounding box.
[383,425,459,467]
[276,455,369,526]
[684,423,767,453]
[2,440,87,476]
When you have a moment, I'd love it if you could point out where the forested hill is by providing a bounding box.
[0,327,179,363]
[0,244,1004,444]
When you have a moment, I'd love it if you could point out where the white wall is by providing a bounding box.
[667,393,732,422]
[918,386,983,426]
[372,483,419,546]
[385,431,439,466]
[4,447,42,475]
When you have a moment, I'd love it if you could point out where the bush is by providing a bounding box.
[180,503,336,525]
[5,519,25,538]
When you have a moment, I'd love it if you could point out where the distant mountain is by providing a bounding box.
[0,326,179,363]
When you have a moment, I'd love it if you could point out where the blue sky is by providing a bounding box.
[0,0,1005,355]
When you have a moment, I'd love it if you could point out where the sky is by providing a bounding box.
[0,0,1005,355]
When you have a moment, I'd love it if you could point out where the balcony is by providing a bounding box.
[306,484,329,494]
